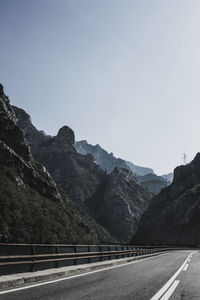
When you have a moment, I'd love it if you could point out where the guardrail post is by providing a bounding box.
[30,244,36,272]
[88,246,91,263]
[116,246,118,259]
[134,247,136,256]
[55,245,59,268]
[108,246,111,260]
[123,247,126,258]
[74,246,77,265]
[99,246,102,262]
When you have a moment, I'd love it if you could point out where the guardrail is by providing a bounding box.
[0,243,191,275]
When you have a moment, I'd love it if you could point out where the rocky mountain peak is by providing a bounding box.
[12,106,32,129]
[113,166,133,176]
[76,139,154,175]
[0,83,4,97]
[55,126,75,148]
[170,152,200,195]
[95,144,101,149]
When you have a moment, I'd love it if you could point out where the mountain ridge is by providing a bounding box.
[0,84,113,244]
[13,105,152,243]
[76,139,154,176]
[76,140,172,195]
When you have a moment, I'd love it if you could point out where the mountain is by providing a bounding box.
[132,154,200,246]
[138,174,170,195]
[0,84,112,244]
[76,140,169,195]
[76,140,154,176]
[86,167,152,242]
[13,106,152,243]
[160,173,174,183]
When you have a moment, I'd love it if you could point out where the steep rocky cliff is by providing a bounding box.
[0,84,112,244]
[14,106,152,243]
[13,106,106,207]
[87,167,151,242]
[76,140,154,175]
[133,154,200,246]
[0,86,62,205]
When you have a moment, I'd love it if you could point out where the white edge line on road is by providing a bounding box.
[150,251,195,300]
[160,280,180,300]
[0,252,169,295]
[183,264,189,271]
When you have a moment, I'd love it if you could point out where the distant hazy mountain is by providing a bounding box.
[76,140,154,176]
[76,140,171,195]
[138,174,170,195]
[160,173,174,183]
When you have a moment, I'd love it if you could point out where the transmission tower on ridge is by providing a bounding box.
[182,152,188,165]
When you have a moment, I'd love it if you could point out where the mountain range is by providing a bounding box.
[76,140,172,195]
[1,83,199,247]
[0,83,112,244]
[12,101,152,243]
[76,140,154,176]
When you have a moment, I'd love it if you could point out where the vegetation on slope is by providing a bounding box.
[0,166,112,244]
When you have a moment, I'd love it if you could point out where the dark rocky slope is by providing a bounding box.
[133,154,200,246]
[14,106,152,243]
[86,167,151,242]
[0,84,112,244]
[76,140,154,175]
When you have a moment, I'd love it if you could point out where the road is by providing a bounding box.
[0,250,199,300]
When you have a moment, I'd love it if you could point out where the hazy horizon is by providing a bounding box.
[1,0,200,175]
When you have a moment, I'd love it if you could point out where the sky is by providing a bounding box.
[1,0,200,175]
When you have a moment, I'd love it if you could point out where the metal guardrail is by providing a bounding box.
[0,243,191,276]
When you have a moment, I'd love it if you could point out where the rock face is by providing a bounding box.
[0,86,31,163]
[87,167,151,242]
[14,106,152,243]
[138,174,170,195]
[76,140,154,176]
[133,154,200,246]
[14,106,106,207]
[0,84,112,244]
[0,86,62,205]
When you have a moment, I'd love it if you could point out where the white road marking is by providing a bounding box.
[0,252,169,295]
[188,259,191,262]
[160,280,180,300]
[183,264,189,271]
[150,251,195,300]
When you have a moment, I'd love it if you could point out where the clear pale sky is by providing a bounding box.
[1,0,200,175]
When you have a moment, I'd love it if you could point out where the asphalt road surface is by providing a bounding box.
[0,250,199,300]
